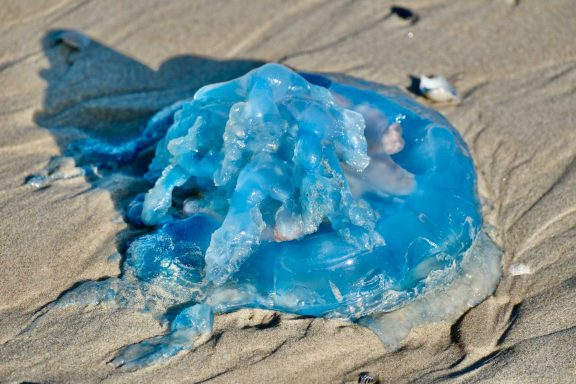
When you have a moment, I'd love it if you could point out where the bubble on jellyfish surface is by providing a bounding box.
[30,63,501,370]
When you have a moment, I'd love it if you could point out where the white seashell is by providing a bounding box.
[358,372,378,384]
[419,75,459,102]
[509,263,532,276]
[56,30,90,50]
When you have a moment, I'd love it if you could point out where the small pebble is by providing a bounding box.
[55,30,90,50]
[419,75,459,102]
[391,6,419,24]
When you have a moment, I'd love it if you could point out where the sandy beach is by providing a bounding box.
[0,0,575,382]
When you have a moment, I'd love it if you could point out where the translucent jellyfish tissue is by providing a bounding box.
[37,63,501,369]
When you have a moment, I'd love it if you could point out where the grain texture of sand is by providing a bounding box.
[0,1,575,383]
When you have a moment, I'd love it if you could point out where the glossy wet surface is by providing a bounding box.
[33,64,499,369]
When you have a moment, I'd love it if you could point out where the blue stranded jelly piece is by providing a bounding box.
[52,63,501,369]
